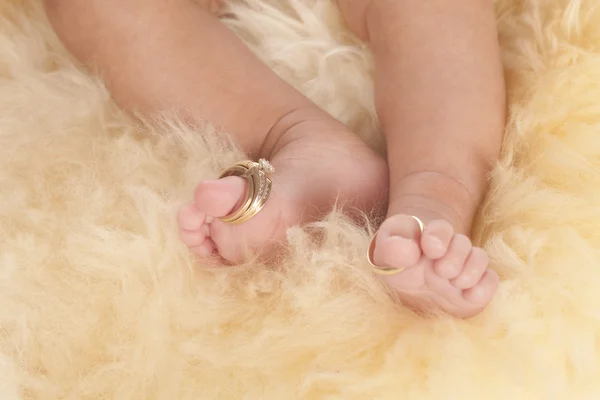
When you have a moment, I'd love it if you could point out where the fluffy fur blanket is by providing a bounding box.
[1,0,599,398]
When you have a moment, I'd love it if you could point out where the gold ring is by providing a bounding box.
[218,158,274,224]
[367,215,425,276]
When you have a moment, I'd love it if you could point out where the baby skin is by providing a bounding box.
[45,0,505,318]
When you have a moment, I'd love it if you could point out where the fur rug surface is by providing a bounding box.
[1,0,600,398]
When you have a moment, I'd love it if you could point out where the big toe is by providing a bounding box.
[194,176,247,218]
[372,215,424,270]
[193,174,288,264]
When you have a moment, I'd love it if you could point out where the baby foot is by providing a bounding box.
[371,214,499,318]
[178,108,388,264]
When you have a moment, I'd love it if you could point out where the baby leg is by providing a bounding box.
[44,0,388,262]
[339,0,505,317]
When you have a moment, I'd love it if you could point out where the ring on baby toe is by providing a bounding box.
[218,158,274,225]
[367,215,425,276]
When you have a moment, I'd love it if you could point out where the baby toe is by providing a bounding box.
[179,228,207,247]
[372,215,424,269]
[421,219,454,259]
[451,247,489,289]
[373,235,421,270]
[194,177,246,218]
[433,234,472,280]
[177,203,205,231]
[462,269,499,305]
[190,238,217,257]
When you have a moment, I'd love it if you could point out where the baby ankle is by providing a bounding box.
[257,106,331,160]
[388,171,481,233]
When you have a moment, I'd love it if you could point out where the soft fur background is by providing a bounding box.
[1,0,599,398]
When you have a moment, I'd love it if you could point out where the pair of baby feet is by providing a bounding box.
[177,109,498,318]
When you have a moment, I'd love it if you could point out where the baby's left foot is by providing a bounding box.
[371,200,499,318]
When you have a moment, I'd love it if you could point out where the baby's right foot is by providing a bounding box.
[370,175,499,318]
[372,215,498,318]
[178,108,388,263]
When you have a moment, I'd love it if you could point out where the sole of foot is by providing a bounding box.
[178,108,388,264]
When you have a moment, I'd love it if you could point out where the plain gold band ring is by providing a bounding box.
[367,215,425,276]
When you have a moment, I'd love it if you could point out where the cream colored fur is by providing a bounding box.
[1,0,600,398]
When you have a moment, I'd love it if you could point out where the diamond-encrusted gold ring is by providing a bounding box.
[218,158,274,225]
